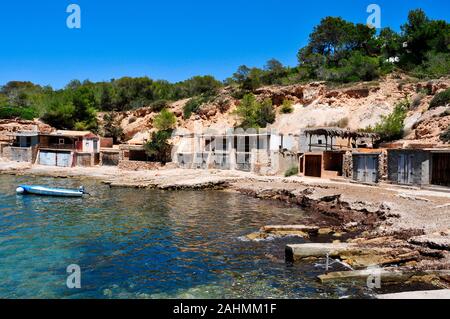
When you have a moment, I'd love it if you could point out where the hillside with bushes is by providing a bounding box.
[1,9,449,146]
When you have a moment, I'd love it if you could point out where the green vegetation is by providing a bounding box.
[280,100,294,114]
[430,88,450,109]
[226,9,449,93]
[102,113,123,143]
[183,95,211,119]
[284,166,299,177]
[144,108,177,163]
[153,109,177,131]
[0,75,222,131]
[149,100,168,113]
[0,106,37,120]
[233,94,275,129]
[144,130,173,163]
[363,100,409,142]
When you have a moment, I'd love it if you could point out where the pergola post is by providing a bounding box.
[309,134,312,152]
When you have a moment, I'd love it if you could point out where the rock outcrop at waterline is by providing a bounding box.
[236,186,390,232]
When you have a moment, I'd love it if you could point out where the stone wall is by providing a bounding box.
[342,151,353,179]
[76,153,92,167]
[118,160,161,171]
[0,142,8,158]
[273,151,298,175]
[3,146,37,163]
[378,150,388,181]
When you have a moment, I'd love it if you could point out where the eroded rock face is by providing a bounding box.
[414,114,450,143]
[0,119,53,142]
[93,75,450,145]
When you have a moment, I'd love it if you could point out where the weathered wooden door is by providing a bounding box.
[305,155,322,177]
[365,155,378,183]
[431,153,450,186]
[355,156,365,182]
[354,155,378,183]
[398,154,414,184]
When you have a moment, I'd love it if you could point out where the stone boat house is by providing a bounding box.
[37,130,100,167]
[298,127,380,180]
[175,128,299,175]
[2,131,40,163]
[386,147,450,187]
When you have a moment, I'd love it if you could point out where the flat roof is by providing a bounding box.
[41,130,98,138]
[7,131,39,137]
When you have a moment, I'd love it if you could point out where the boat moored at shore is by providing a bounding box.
[16,185,86,197]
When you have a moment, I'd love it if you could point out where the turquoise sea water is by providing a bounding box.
[0,174,373,299]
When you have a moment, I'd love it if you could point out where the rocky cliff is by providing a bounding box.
[102,74,450,146]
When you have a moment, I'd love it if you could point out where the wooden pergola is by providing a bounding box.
[303,127,379,151]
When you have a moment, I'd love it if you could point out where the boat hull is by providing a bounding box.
[17,185,84,197]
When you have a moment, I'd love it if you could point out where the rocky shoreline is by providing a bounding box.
[1,160,449,293]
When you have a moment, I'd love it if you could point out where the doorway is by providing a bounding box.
[304,154,322,177]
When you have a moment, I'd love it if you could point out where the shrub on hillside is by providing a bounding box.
[233,94,276,129]
[284,166,299,177]
[280,100,294,114]
[216,97,232,113]
[150,100,168,113]
[413,52,450,79]
[153,109,177,131]
[326,117,349,128]
[183,96,210,119]
[430,89,450,109]
[364,100,409,142]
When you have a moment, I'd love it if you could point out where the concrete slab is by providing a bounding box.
[376,289,450,299]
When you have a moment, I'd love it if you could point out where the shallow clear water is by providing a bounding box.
[0,174,372,299]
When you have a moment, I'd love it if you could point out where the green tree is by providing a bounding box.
[233,93,260,128]
[102,113,123,143]
[263,59,287,84]
[99,84,114,111]
[234,94,276,128]
[153,109,177,131]
[144,130,173,163]
[257,98,276,127]
[400,9,450,68]
[71,86,98,130]
[178,75,222,97]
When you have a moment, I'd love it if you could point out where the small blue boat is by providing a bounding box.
[16,185,87,197]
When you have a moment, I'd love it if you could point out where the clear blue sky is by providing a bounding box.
[0,0,449,88]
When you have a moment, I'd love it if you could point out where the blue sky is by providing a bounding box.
[0,0,449,88]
